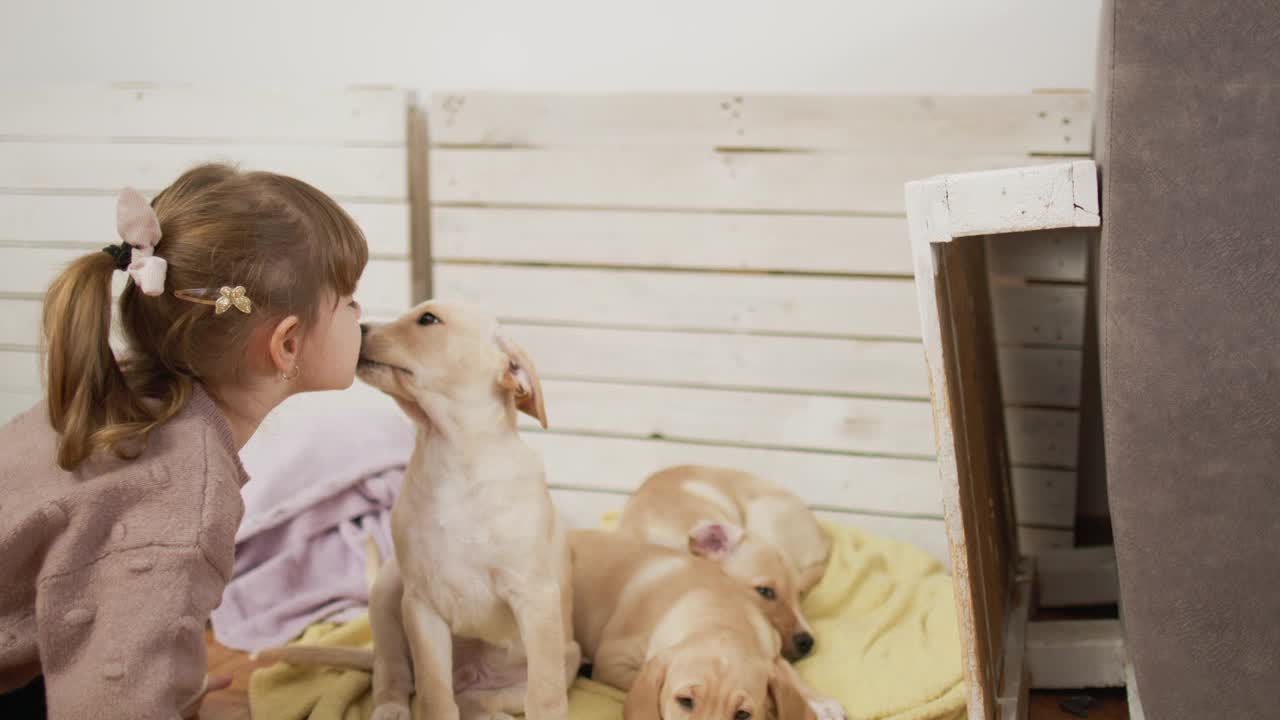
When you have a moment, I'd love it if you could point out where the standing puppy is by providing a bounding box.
[358,300,579,720]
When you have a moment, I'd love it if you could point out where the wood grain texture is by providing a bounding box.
[427,92,1092,155]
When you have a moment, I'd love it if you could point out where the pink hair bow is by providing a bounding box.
[116,187,167,296]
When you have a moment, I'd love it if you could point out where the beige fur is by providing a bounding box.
[262,300,580,720]
[617,465,844,720]
[570,530,814,720]
[618,465,830,658]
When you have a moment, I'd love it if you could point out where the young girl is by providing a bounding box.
[0,164,369,718]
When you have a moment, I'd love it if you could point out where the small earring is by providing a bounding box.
[281,364,300,381]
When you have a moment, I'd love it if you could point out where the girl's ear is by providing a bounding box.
[268,315,302,377]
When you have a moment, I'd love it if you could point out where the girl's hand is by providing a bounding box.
[181,674,232,719]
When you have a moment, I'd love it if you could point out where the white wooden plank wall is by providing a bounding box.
[426,92,1093,561]
[0,85,413,425]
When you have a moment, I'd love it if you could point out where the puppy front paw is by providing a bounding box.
[807,696,847,720]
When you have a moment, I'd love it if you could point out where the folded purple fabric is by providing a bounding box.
[211,403,415,652]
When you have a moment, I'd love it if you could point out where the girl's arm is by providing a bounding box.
[37,545,225,719]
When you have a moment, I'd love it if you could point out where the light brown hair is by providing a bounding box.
[42,163,368,470]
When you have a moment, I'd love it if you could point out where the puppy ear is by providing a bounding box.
[623,653,671,720]
[687,520,745,561]
[768,660,816,720]
[495,334,547,429]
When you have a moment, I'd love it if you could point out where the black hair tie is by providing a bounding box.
[102,242,132,271]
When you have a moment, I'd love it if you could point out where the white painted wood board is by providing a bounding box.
[936,161,1100,239]
[0,85,408,144]
[435,207,1087,282]
[433,207,915,275]
[506,324,931,398]
[998,347,1083,408]
[428,92,1092,155]
[436,264,1083,347]
[1017,527,1074,553]
[1005,408,1078,468]
[986,229,1089,282]
[1010,468,1077,529]
[431,148,1052,215]
[1025,620,1126,689]
[0,142,407,201]
[1035,546,1119,607]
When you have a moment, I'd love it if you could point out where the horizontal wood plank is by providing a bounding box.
[433,207,914,275]
[0,299,42,348]
[1036,547,1120,607]
[1006,407,1079,468]
[991,284,1087,347]
[507,324,929,398]
[523,379,936,457]
[509,324,1076,408]
[938,160,1100,237]
[437,264,1083,346]
[0,194,411,258]
[1017,526,1074,553]
[428,92,1091,155]
[0,349,41,394]
[998,347,1083,407]
[1011,468,1077,528]
[431,148,1046,215]
[0,390,39,425]
[986,229,1089,282]
[0,86,407,144]
[436,264,922,338]
[549,487,950,564]
[524,432,941,517]
[1026,620,1126,689]
[0,142,407,201]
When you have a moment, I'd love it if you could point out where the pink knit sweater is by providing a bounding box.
[0,385,248,719]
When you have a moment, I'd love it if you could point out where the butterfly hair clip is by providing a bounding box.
[173,286,255,315]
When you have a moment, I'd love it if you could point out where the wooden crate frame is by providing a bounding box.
[906,160,1142,719]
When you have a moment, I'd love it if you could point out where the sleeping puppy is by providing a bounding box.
[617,465,831,660]
[569,530,815,720]
[617,465,843,720]
[281,300,580,720]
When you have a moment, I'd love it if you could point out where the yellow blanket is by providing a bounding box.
[250,523,965,720]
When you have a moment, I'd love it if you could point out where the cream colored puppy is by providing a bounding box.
[354,300,578,720]
[617,466,843,720]
[618,465,830,659]
[569,530,814,720]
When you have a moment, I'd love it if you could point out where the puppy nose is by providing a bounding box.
[793,632,814,657]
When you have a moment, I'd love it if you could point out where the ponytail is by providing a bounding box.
[42,251,155,470]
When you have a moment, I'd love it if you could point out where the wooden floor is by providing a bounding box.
[199,633,1128,720]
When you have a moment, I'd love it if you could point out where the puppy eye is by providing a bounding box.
[755,586,776,601]
[418,312,441,326]
[734,712,752,720]
[677,696,694,711]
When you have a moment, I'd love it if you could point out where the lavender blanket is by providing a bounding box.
[211,403,415,652]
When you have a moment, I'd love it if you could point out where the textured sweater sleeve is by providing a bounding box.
[36,543,227,720]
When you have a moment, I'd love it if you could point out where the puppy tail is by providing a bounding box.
[252,645,376,671]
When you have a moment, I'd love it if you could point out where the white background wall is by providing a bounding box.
[2,0,1102,94]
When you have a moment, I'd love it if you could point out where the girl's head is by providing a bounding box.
[43,163,369,470]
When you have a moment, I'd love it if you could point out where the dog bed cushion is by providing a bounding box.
[249,521,965,720]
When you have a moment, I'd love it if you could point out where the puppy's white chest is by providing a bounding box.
[395,495,522,644]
